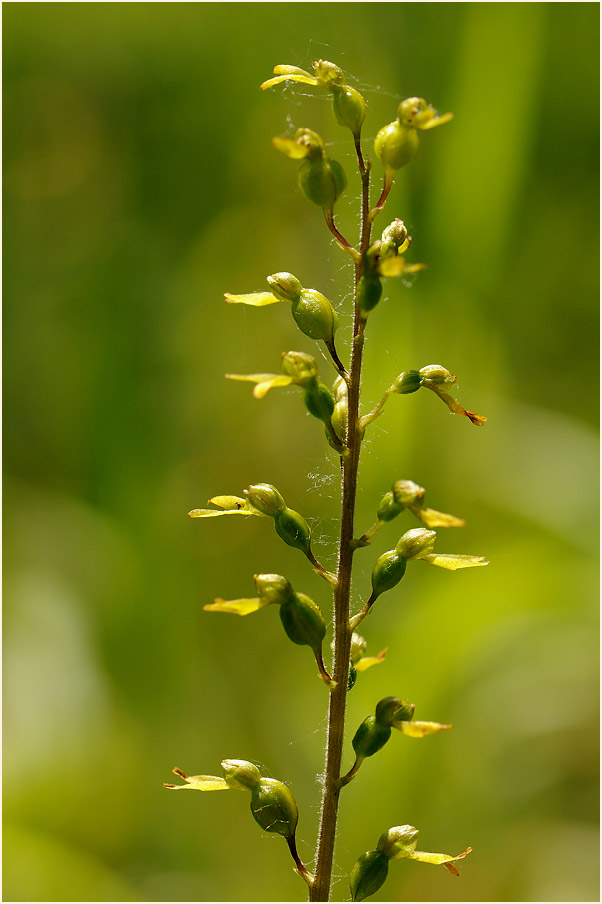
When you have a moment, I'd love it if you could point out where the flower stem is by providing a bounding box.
[309,156,373,903]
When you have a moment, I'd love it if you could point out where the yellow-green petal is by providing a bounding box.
[209,495,248,509]
[226,373,294,398]
[203,597,269,616]
[421,553,488,570]
[354,648,388,672]
[378,257,426,278]
[188,495,265,518]
[273,64,314,77]
[187,507,257,518]
[260,73,319,91]
[397,720,452,738]
[271,135,311,159]
[224,292,281,306]
[163,768,230,791]
[411,506,466,528]
[404,847,472,875]
[418,112,454,130]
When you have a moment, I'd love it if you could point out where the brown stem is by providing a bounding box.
[349,592,377,631]
[335,755,364,790]
[324,339,349,379]
[306,548,337,586]
[323,208,357,257]
[314,648,335,688]
[351,520,382,550]
[287,834,315,888]
[369,171,394,223]
[309,160,374,903]
[360,386,394,429]
[354,135,367,176]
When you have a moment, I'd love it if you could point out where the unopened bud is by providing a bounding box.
[396,528,436,560]
[313,59,345,86]
[380,218,409,255]
[350,632,367,663]
[375,696,402,726]
[244,483,286,517]
[398,97,428,126]
[254,573,294,605]
[391,370,422,394]
[267,271,302,301]
[377,824,419,859]
[419,364,457,388]
[221,759,261,791]
[281,350,318,384]
[350,850,389,902]
[333,375,347,403]
[392,699,415,722]
[392,479,425,507]
[397,97,452,130]
[292,127,325,156]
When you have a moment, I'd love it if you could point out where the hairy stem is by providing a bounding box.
[309,157,373,902]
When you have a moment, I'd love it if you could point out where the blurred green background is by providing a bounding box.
[3,3,599,902]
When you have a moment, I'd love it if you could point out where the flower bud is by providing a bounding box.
[254,573,294,605]
[330,404,347,441]
[374,120,419,172]
[333,375,347,403]
[375,696,402,726]
[250,777,298,839]
[352,714,392,759]
[377,825,419,859]
[350,632,367,663]
[391,370,422,394]
[292,127,325,157]
[392,479,425,507]
[313,59,345,86]
[380,219,409,255]
[370,549,407,599]
[281,350,318,385]
[397,97,452,130]
[392,699,415,722]
[244,483,286,517]
[221,759,261,791]
[291,288,338,343]
[419,364,457,388]
[350,850,389,902]
[274,507,312,554]
[376,490,403,523]
[303,382,335,423]
[395,528,436,560]
[330,376,348,440]
[267,271,302,301]
[298,154,347,209]
[279,592,326,652]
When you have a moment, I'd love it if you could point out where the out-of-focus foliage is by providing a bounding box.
[3,4,599,902]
